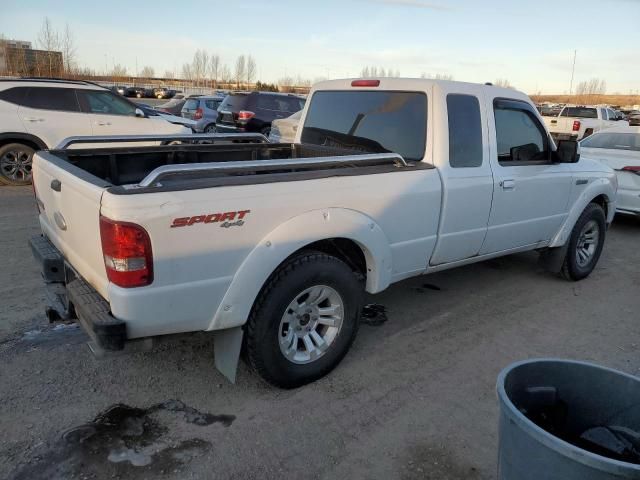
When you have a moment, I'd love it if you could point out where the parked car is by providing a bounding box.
[543,105,628,141]
[580,126,640,216]
[0,78,190,185]
[216,91,305,136]
[269,110,301,143]
[181,95,225,133]
[153,87,174,99]
[135,103,197,130]
[29,78,616,388]
[156,94,199,115]
[124,86,145,98]
[629,112,640,126]
[110,85,126,95]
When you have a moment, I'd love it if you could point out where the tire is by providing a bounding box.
[246,251,363,388]
[260,126,271,137]
[561,203,606,281]
[0,143,35,186]
[204,124,216,133]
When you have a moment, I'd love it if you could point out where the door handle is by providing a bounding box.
[24,117,44,122]
[96,121,112,126]
[51,179,61,192]
[500,179,515,190]
[550,120,557,124]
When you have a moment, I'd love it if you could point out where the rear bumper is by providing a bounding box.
[215,124,243,133]
[29,235,126,350]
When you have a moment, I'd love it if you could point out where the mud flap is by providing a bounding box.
[213,326,244,383]
[538,243,569,274]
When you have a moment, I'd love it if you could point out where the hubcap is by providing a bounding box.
[1,149,32,182]
[576,219,599,267]
[278,285,344,364]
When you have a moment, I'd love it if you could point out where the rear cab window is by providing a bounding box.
[561,107,598,119]
[301,90,427,162]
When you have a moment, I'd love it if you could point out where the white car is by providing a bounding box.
[269,110,301,143]
[580,126,640,216]
[0,79,191,185]
[30,78,616,388]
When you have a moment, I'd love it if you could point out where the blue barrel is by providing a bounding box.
[497,359,640,479]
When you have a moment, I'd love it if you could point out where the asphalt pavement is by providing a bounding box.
[1,185,639,479]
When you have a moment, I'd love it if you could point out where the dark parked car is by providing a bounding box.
[215,92,305,136]
[124,86,145,98]
[156,94,200,115]
[110,85,126,95]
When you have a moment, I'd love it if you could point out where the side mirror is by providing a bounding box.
[554,140,580,163]
[135,108,145,118]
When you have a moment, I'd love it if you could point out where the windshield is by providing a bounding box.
[219,94,248,112]
[300,91,427,161]
[581,132,640,151]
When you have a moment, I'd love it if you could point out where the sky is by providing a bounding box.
[1,0,639,94]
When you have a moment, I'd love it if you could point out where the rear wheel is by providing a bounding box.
[204,124,216,133]
[0,143,35,186]
[561,203,606,281]
[246,251,363,388]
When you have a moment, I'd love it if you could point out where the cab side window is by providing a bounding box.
[447,94,483,168]
[22,87,80,112]
[494,99,549,165]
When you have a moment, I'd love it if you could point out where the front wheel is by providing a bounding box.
[246,251,363,388]
[561,203,606,281]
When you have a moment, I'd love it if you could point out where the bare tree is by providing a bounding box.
[220,64,232,87]
[61,23,77,75]
[494,78,513,88]
[246,55,256,88]
[575,78,606,96]
[210,54,220,88]
[111,64,128,77]
[37,17,61,76]
[181,62,193,81]
[140,66,155,78]
[235,55,246,89]
[191,49,209,87]
[163,70,174,79]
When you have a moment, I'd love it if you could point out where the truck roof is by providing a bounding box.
[310,77,530,101]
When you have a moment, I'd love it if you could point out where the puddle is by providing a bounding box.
[12,400,235,480]
[361,304,388,326]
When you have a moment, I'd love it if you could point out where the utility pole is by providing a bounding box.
[568,49,577,96]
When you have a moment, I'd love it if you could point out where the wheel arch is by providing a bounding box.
[0,132,48,151]
[549,181,615,248]
[206,208,392,331]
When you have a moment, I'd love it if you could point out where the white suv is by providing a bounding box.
[0,78,191,185]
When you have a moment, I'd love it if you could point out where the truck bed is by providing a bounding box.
[43,141,418,193]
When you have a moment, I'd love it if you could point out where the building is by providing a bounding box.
[0,39,63,77]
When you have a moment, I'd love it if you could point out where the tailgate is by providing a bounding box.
[33,152,110,299]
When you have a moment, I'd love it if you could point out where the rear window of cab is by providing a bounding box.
[300,90,427,162]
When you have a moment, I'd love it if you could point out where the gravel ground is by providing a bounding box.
[1,185,639,479]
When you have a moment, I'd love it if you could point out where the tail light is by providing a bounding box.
[622,166,640,176]
[238,110,255,122]
[193,107,204,120]
[351,79,380,87]
[572,120,581,132]
[99,216,153,288]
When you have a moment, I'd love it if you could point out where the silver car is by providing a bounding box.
[181,96,225,133]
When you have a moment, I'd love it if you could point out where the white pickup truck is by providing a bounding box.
[543,105,627,142]
[30,78,617,388]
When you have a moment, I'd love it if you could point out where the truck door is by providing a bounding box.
[480,97,572,254]
[429,86,493,265]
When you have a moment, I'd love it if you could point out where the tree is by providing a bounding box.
[61,23,77,75]
[37,17,61,76]
[163,70,174,79]
[111,64,128,77]
[575,78,606,96]
[210,54,220,88]
[191,49,209,87]
[246,55,256,87]
[235,55,246,89]
[140,66,155,78]
[220,64,232,86]
[494,78,513,89]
